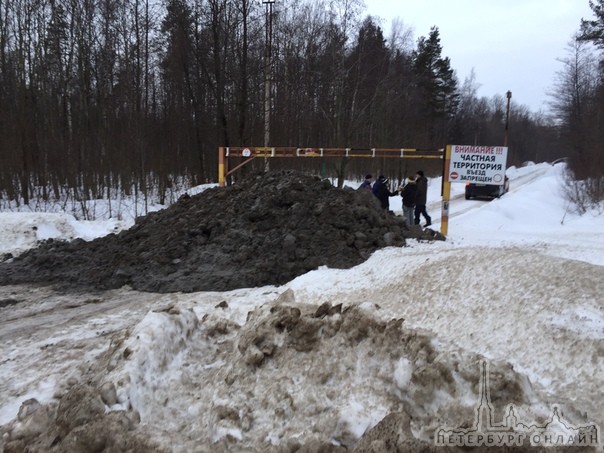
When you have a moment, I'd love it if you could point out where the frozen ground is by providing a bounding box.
[1,162,603,452]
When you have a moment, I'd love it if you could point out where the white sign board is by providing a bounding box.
[448,145,508,185]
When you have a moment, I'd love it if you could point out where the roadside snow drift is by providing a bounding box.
[1,289,551,452]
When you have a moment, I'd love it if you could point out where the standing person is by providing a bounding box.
[400,176,417,226]
[358,174,373,190]
[414,170,432,227]
[372,175,398,211]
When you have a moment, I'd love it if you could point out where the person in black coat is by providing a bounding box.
[414,170,431,226]
[372,175,398,211]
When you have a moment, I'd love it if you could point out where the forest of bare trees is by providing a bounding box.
[0,0,598,213]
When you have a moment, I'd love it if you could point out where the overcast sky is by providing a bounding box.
[363,0,596,113]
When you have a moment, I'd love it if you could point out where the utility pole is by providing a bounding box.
[504,90,512,146]
[262,0,275,149]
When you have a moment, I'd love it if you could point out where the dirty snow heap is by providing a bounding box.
[0,171,439,292]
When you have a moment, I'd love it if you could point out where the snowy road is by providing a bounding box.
[422,161,552,223]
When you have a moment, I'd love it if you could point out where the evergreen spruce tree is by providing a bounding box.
[579,0,604,48]
[413,26,459,119]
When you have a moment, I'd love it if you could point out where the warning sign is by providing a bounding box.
[448,145,508,184]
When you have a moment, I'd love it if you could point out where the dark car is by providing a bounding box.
[465,176,509,200]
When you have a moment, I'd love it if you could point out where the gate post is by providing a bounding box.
[441,145,452,236]
[218,147,226,187]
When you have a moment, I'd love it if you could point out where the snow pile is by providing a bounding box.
[2,290,549,452]
[0,213,127,259]
[0,170,442,293]
[2,383,163,452]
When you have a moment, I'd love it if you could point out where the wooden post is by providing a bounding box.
[441,145,452,236]
[218,147,226,187]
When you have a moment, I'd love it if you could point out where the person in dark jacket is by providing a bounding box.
[372,175,398,211]
[414,170,432,226]
[358,174,373,190]
[400,176,417,226]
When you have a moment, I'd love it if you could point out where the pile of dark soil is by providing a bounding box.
[0,170,442,293]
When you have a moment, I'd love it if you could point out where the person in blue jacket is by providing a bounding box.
[372,175,398,211]
[358,174,373,190]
